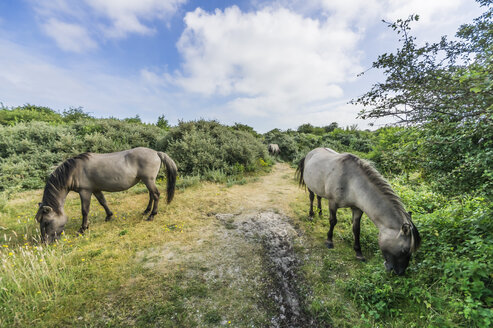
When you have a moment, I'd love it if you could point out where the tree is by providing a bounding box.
[124,115,142,124]
[62,107,93,122]
[156,115,170,130]
[323,122,339,132]
[231,123,259,137]
[352,1,492,196]
[297,123,315,134]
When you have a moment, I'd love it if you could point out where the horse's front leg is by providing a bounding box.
[326,203,338,249]
[94,191,113,221]
[351,207,365,261]
[78,190,92,234]
[317,195,323,216]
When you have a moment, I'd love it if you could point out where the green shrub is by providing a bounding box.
[158,120,269,177]
[0,104,63,125]
[264,126,375,163]
[0,118,167,192]
[343,187,493,327]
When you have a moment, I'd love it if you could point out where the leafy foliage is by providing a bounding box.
[264,125,374,163]
[352,1,493,197]
[344,192,493,327]
[0,111,166,191]
[158,120,269,177]
[0,104,63,125]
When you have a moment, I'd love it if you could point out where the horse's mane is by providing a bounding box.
[41,153,91,214]
[343,154,421,252]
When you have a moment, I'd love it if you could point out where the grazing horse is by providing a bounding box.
[296,148,420,275]
[268,143,280,156]
[35,147,177,243]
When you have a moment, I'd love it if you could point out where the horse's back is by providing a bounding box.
[268,143,280,154]
[303,148,359,204]
[78,147,161,191]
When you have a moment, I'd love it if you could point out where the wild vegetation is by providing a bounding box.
[1,1,491,327]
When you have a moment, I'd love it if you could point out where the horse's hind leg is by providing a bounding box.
[326,202,338,249]
[142,178,160,221]
[308,189,315,218]
[78,190,92,234]
[317,195,322,216]
[352,207,365,261]
[143,191,153,215]
[94,191,113,221]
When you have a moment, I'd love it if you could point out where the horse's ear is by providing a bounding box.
[408,211,412,218]
[38,202,42,207]
[401,223,411,236]
[42,206,53,214]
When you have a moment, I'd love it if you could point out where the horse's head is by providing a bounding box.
[379,214,420,276]
[35,204,68,243]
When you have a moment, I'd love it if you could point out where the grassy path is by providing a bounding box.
[1,163,377,327]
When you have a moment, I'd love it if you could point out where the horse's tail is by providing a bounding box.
[295,157,306,188]
[157,152,177,203]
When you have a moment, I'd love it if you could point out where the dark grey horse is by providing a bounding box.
[296,147,420,275]
[35,147,177,243]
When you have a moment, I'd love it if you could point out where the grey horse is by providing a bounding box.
[296,147,420,275]
[268,143,280,156]
[35,147,177,243]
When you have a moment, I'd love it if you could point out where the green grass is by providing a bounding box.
[290,180,493,328]
[1,167,491,327]
[0,172,277,327]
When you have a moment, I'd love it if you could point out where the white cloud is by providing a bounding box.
[85,0,187,38]
[172,6,362,121]
[384,0,463,24]
[4,0,484,132]
[0,39,178,122]
[31,0,187,52]
[281,0,482,40]
[42,18,97,53]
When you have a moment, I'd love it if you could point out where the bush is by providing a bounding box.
[158,120,269,176]
[344,184,493,327]
[264,126,375,163]
[0,118,167,192]
[0,104,63,126]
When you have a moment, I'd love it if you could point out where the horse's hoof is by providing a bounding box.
[325,241,334,249]
[146,216,154,221]
[105,215,113,222]
[77,228,86,235]
[356,256,366,262]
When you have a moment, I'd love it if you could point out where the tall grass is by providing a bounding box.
[0,238,81,327]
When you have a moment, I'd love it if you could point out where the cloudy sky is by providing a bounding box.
[0,0,484,132]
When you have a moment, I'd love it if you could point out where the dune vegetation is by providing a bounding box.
[1,4,492,327]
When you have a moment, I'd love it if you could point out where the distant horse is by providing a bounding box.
[35,147,177,243]
[268,144,280,156]
[296,148,420,275]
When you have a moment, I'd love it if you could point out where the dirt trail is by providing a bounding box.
[222,162,301,213]
[138,163,314,327]
[215,163,314,326]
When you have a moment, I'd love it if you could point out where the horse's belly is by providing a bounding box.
[98,177,140,192]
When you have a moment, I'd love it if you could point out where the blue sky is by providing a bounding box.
[0,0,484,132]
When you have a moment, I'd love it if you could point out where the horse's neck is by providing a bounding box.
[42,185,70,211]
[354,181,404,232]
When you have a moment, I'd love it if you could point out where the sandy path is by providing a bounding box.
[137,163,313,327]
